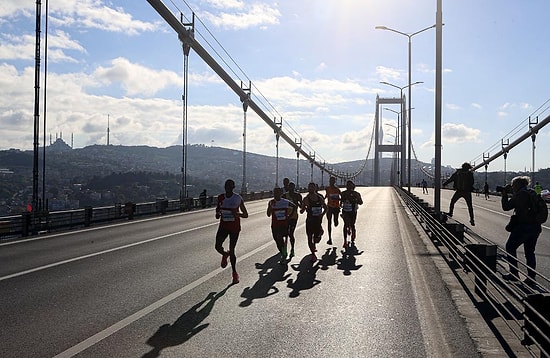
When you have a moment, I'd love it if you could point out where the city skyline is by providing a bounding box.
[1,0,549,172]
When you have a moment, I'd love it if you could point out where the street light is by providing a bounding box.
[384,125,398,186]
[376,24,436,192]
[381,81,421,187]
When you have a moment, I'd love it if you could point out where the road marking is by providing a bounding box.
[0,222,217,282]
[52,239,275,358]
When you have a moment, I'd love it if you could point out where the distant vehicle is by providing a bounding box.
[541,189,550,203]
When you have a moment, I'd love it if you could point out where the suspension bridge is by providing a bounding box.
[5,1,550,357]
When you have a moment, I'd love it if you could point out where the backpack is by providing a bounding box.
[455,170,473,191]
[527,189,548,224]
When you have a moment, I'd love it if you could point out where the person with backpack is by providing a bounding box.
[501,176,544,284]
[443,162,476,226]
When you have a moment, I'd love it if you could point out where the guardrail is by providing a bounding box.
[0,191,274,240]
[396,186,549,357]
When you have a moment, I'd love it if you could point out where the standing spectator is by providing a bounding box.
[199,189,207,208]
[325,176,341,245]
[501,176,542,283]
[421,179,428,194]
[443,162,475,226]
[215,179,248,284]
[483,182,490,200]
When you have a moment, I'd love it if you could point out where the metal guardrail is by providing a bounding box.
[396,186,549,357]
[0,191,274,240]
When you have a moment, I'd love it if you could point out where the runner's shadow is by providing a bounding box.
[142,284,231,358]
[337,244,363,276]
[287,255,321,298]
[318,247,337,270]
[239,254,290,307]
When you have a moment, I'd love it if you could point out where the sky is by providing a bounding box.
[1,0,549,174]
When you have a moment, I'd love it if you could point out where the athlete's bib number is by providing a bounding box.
[275,209,287,221]
[311,207,322,216]
[221,209,235,222]
[343,202,353,212]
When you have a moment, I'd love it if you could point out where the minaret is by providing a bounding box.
[107,114,110,146]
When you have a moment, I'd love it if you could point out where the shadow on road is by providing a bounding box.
[239,254,291,307]
[287,254,321,298]
[337,243,363,276]
[142,284,231,358]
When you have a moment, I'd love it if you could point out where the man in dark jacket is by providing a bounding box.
[501,176,542,283]
[443,162,475,226]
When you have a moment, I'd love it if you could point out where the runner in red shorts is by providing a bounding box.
[215,179,248,284]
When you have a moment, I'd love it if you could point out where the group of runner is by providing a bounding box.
[214,177,363,284]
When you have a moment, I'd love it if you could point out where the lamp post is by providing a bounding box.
[380,81,422,188]
[376,24,435,192]
[384,122,399,186]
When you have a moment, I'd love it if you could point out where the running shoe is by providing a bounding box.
[469,219,475,226]
[220,252,229,268]
[289,248,295,258]
[343,241,347,249]
[327,239,333,245]
[232,272,240,284]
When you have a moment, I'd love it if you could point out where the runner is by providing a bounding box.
[301,182,327,262]
[325,176,341,245]
[282,181,303,259]
[340,180,363,249]
[215,179,248,284]
[267,187,296,264]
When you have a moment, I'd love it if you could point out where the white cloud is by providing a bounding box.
[441,123,480,144]
[203,3,281,30]
[446,103,461,110]
[93,57,181,96]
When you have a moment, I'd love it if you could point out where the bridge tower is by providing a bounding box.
[374,95,405,186]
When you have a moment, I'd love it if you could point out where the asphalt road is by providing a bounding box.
[1,187,490,357]
[410,187,550,280]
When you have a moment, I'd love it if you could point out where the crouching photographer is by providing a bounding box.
[500,176,542,283]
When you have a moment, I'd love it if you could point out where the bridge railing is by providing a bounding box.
[0,191,274,240]
[397,186,549,357]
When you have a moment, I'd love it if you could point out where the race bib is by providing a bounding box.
[275,210,287,221]
[311,206,322,216]
[342,202,353,212]
[329,193,339,200]
[221,209,235,222]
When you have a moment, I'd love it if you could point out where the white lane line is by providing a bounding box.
[0,223,217,282]
[1,209,267,282]
[53,239,275,358]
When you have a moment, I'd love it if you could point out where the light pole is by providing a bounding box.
[384,122,399,186]
[380,81,422,188]
[376,24,435,192]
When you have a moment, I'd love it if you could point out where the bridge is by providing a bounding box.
[7,0,550,357]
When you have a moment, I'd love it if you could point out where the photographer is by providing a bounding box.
[500,176,542,283]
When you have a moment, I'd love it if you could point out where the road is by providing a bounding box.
[410,187,550,280]
[1,187,492,357]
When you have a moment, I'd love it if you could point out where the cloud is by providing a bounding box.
[203,3,281,30]
[376,66,402,82]
[93,57,181,96]
[1,0,158,35]
[471,103,482,109]
[446,103,461,110]
[442,123,480,144]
